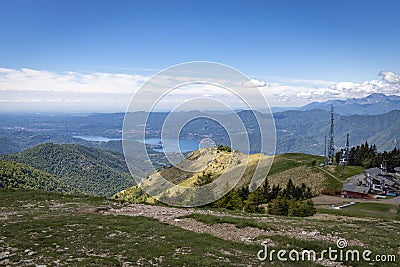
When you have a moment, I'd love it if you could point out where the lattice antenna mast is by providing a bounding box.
[328,105,335,164]
[345,133,349,163]
[324,135,327,166]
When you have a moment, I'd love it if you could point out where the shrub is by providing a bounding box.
[217,145,232,152]
[213,189,243,210]
[267,197,316,217]
[288,199,316,217]
[267,196,289,216]
[243,188,265,213]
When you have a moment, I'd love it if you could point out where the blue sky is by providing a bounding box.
[1,0,400,112]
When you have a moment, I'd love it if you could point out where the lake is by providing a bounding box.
[73,135,121,142]
[73,135,201,153]
[141,138,200,153]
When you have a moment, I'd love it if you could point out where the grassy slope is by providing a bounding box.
[1,189,397,266]
[0,188,312,266]
[317,202,400,220]
[268,153,367,193]
[115,148,269,201]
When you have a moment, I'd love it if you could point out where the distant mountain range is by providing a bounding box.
[298,93,400,115]
[1,109,400,155]
[0,93,400,156]
[273,109,400,154]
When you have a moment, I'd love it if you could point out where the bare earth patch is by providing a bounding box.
[92,203,364,247]
[90,204,362,266]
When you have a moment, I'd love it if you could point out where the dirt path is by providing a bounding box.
[317,167,343,184]
[313,194,400,206]
[382,196,400,205]
[93,204,363,246]
[86,203,383,266]
[94,204,266,244]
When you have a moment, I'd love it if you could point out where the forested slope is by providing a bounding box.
[0,160,76,193]
[3,143,138,197]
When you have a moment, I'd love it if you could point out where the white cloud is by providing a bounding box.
[0,67,266,111]
[0,98,84,103]
[0,67,148,94]
[286,78,335,86]
[260,71,400,107]
[241,78,267,88]
[379,71,400,84]
[281,72,400,103]
[2,67,400,111]
[202,93,213,97]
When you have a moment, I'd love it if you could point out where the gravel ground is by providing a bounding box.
[92,204,358,266]
[94,204,364,246]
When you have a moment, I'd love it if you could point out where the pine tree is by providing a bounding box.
[262,177,271,203]
[283,179,295,198]
[238,186,249,201]
[270,184,281,200]
[243,188,265,213]
[213,189,243,210]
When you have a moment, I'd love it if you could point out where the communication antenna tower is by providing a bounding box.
[328,105,335,165]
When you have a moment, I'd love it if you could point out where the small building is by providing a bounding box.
[341,184,370,198]
[365,167,400,196]
[341,164,400,198]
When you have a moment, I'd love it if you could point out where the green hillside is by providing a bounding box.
[267,153,366,195]
[114,150,364,203]
[3,143,138,197]
[0,160,76,193]
[114,147,270,202]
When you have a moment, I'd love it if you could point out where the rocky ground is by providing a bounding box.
[94,203,364,247]
[2,190,398,267]
[91,203,380,266]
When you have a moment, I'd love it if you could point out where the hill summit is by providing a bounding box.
[114,146,269,203]
[114,147,353,204]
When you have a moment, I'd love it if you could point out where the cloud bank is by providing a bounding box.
[1,67,400,111]
[0,68,147,94]
[291,73,400,102]
[379,71,400,84]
